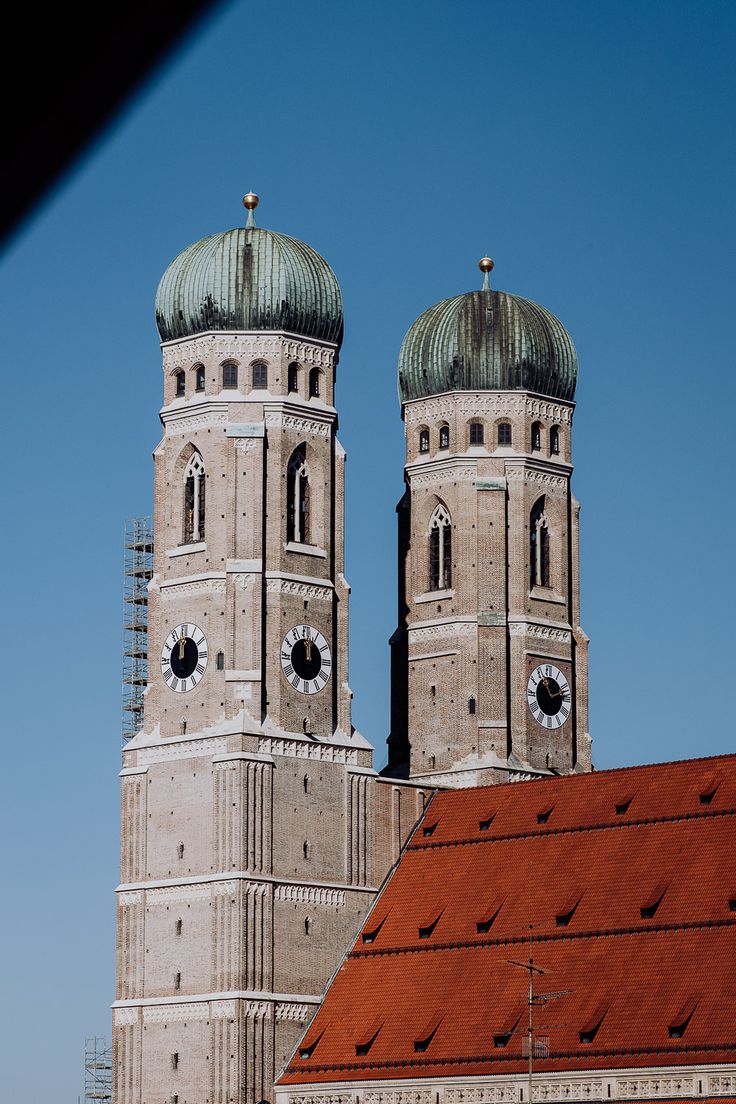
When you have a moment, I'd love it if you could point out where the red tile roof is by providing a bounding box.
[279,754,736,1085]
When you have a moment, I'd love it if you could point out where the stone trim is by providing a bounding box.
[275,885,346,907]
[259,736,358,764]
[137,736,227,766]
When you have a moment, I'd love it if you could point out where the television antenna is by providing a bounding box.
[507,929,572,1103]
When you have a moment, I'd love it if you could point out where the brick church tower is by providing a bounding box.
[388,258,591,784]
[112,197,426,1104]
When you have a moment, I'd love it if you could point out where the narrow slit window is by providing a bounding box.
[222,362,238,389]
[419,429,430,453]
[531,421,542,451]
[288,362,299,393]
[287,444,310,544]
[252,361,267,389]
[175,369,185,397]
[216,650,224,671]
[194,363,205,392]
[439,424,449,449]
[309,367,321,397]
[468,696,476,715]
[183,452,205,544]
[550,425,560,455]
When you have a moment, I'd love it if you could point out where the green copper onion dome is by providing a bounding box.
[155,195,343,348]
[398,259,577,403]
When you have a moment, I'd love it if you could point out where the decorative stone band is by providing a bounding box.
[163,407,229,435]
[266,578,333,600]
[161,332,337,372]
[275,884,346,907]
[508,620,572,644]
[408,621,476,644]
[275,1003,314,1023]
[409,464,478,488]
[265,411,332,438]
[160,574,227,596]
[279,1067,736,1104]
[113,1007,140,1026]
[402,391,573,427]
[138,735,228,766]
[505,465,568,489]
[258,736,358,764]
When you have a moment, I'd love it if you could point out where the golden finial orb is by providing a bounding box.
[479,256,494,273]
[243,192,260,210]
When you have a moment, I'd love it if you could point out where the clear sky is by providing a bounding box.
[1,1,735,1099]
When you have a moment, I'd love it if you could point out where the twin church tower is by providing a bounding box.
[113,196,590,1104]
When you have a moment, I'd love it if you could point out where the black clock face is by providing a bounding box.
[161,624,208,694]
[527,664,571,730]
[280,625,332,695]
[536,677,563,716]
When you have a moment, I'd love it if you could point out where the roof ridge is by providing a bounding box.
[349,916,736,960]
[410,805,736,850]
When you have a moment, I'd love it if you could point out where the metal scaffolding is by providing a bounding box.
[84,1036,113,1104]
[122,516,153,740]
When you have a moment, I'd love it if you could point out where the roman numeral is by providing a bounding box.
[291,675,300,688]
[284,664,294,677]
[322,658,331,668]
[196,663,205,674]
[281,651,290,660]
[319,644,328,653]
[303,680,310,694]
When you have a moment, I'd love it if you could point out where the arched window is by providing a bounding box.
[309,367,321,398]
[550,425,560,455]
[439,424,449,449]
[469,421,484,446]
[287,445,310,544]
[222,362,238,389]
[531,421,542,451]
[498,422,512,446]
[530,497,550,588]
[429,504,452,591]
[183,452,206,544]
[252,361,267,389]
[288,363,300,393]
[194,364,205,392]
[175,370,185,397]
[419,429,430,453]
[303,840,311,860]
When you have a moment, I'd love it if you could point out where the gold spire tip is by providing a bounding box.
[242,192,259,210]
[479,256,494,273]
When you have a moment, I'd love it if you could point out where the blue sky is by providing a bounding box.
[1,1,735,1098]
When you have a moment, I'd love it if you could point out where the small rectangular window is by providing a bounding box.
[469,422,484,445]
[498,422,512,446]
[252,362,267,389]
[222,363,238,389]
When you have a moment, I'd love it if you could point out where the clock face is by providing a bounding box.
[280,625,331,696]
[527,663,571,729]
[161,623,208,694]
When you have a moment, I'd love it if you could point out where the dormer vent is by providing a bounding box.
[556,893,582,927]
[537,804,555,825]
[476,898,504,934]
[615,794,634,815]
[418,907,444,939]
[422,818,440,837]
[640,883,669,919]
[668,998,698,1039]
[479,813,496,831]
[299,1028,325,1060]
[355,1018,383,1057]
[361,912,389,945]
[413,1016,442,1053]
[579,1002,609,1044]
[699,776,722,805]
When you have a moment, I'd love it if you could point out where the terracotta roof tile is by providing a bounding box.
[279,754,736,1085]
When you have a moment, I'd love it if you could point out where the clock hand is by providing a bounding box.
[179,629,186,661]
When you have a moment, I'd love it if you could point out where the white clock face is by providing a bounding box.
[527,663,571,729]
[280,625,332,696]
[161,623,208,694]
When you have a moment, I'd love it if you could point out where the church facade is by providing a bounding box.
[113,196,594,1104]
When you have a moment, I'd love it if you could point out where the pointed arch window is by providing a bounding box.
[530,496,550,588]
[222,362,238,389]
[288,363,300,393]
[498,422,512,446]
[287,445,310,544]
[194,364,205,392]
[531,421,542,451]
[429,504,452,591]
[439,424,449,449]
[175,370,185,397]
[252,361,268,389]
[550,425,561,455]
[184,452,206,544]
[309,367,321,398]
